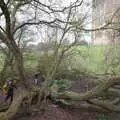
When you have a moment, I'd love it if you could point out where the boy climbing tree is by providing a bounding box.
[3,79,17,104]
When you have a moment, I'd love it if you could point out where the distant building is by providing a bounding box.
[92,0,120,45]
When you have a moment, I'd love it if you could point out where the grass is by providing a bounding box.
[23,51,38,69]
[71,45,106,74]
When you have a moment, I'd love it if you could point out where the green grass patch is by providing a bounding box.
[70,45,106,74]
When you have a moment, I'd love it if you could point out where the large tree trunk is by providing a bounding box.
[4,37,29,89]
[0,52,14,85]
[0,90,30,120]
[0,0,28,89]
[14,50,28,88]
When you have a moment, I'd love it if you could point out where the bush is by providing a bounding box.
[37,52,89,80]
[37,52,55,77]
[78,40,88,46]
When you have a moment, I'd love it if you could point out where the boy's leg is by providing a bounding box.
[5,94,10,101]
[10,94,13,103]
[34,79,38,85]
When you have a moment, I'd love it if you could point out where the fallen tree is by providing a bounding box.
[50,75,120,112]
[0,75,120,120]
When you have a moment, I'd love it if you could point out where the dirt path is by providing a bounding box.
[16,101,120,120]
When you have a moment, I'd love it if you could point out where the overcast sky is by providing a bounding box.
[0,0,92,45]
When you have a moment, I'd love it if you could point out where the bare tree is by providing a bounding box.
[0,0,120,119]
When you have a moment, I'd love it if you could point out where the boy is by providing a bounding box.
[4,79,17,103]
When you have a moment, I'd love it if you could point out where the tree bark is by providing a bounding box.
[0,90,29,120]
[0,52,14,85]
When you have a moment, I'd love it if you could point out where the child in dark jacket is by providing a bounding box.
[5,79,17,103]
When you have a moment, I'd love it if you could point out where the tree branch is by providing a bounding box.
[0,0,11,36]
